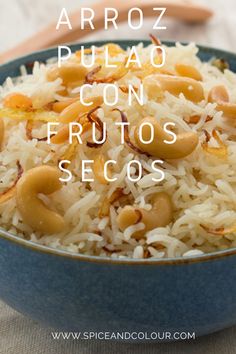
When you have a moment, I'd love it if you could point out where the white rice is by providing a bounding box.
[0,41,236,259]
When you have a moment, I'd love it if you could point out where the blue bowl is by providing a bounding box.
[0,40,236,341]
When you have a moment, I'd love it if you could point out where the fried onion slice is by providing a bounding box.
[60,138,79,165]
[85,56,130,84]
[149,33,163,57]
[185,115,213,124]
[201,223,236,236]
[0,108,58,123]
[58,107,102,162]
[202,129,227,158]
[119,85,138,94]
[112,108,149,157]
[99,188,125,217]
[86,106,107,148]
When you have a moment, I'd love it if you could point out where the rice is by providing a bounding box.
[0,41,236,259]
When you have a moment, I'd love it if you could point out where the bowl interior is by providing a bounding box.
[0,39,236,264]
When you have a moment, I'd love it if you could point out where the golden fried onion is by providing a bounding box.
[202,129,227,158]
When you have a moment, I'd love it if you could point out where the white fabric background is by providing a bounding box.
[0,0,236,353]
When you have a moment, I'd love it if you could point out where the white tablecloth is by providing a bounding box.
[0,0,236,352]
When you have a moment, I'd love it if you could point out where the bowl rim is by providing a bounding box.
[1,39,236,266]
[2,39,236,73]
[1,227,236,265]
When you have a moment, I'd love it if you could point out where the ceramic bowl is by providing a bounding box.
[0,40,236,340]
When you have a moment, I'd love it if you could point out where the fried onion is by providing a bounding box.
[85,57,130,84]
[0,108,58,123]
[112,108,150,156]
[86,106,107,148]
[185,115,213,124]
[99,188,125,217]
[149,33,163,57]
[119,85,138,94]
[201,223,236,236]
[202,129,227,158]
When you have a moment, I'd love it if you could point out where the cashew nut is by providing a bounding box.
[16,166,65,234]
[51,116,90,144]
[60,96,103,123]
[208,85,229,103]
[47,63,88,88]
[3,93,32,110]
[52,95,80,113]
[0,118,4,150]
[208,85,236,119]
[175,63,202,81]
[134,116,199,159]
[216,103,236,119]
[50,125,71,144]
[146,74,204,103]
[117,192,173,238]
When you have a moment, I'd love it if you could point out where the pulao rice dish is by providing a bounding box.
[0,40,236,259]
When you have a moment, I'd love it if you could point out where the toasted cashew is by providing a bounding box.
[117,192,173,238]
[216,103,236,119]
[16,166,65,234]
[0,118,4,150]
[47,63,88,88]
[175,63,202,81]
[60,96,103,123]
[134,116,199,159]
[52,95,80,113]
[208,85,229,103]
[3,93,32,110]
[146,74,204,102]
[50,125,71,144]
[51,116,91,144]
[208,85,236,118]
